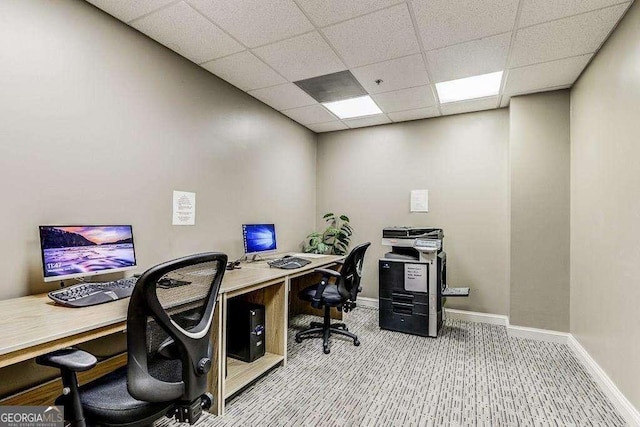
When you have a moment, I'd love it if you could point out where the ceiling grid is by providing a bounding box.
[85,0,634,132]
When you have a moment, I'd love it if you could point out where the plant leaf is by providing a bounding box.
[323,213,334,219]
[335,242,348,252]
[339,215,350,222]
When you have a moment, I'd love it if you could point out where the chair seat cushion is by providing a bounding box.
[299,283,342,306]
[76,359,181,426]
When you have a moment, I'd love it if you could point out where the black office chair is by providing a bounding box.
[36,252,227,427]
[295,242,370,354]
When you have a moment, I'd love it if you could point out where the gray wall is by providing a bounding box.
[0,0,317,301]
[316,110,510,315]
[509,91,570,331]
[570,0,640,410]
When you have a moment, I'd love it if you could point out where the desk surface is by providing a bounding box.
[0,254,342,362]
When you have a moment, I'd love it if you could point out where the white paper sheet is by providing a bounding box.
[405,263,428,292]
[172,191,196,225]
[410,189,429,212]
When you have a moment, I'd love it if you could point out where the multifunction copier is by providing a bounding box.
[379,227,469,337]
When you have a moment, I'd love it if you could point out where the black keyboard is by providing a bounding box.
[48,277,138,308]
[267,257,311,270]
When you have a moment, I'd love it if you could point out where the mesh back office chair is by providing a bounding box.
[36,252,227,427]
[295,242,370,354]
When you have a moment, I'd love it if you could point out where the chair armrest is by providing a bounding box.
[314,268,341,278]
[157,337,179,359]
[309,269,337,309]
[36,348,97,372]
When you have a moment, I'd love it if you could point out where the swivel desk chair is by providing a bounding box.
[36,252,227,427]
[295,242,370,354]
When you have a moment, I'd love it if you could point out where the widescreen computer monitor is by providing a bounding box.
[39,225,137,282]
[242,224,277,255]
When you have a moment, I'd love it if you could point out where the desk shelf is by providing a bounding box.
[224,352,284,398]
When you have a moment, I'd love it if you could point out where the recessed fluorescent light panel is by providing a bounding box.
[436,71,503,103]
[323,96,382,119]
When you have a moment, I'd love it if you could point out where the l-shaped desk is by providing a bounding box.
[0,254,343,415]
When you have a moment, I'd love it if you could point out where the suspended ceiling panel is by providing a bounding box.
[86,0,633,132]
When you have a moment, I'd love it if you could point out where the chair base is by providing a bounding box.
[295,305,359,354]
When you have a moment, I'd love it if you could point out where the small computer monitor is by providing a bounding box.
[242,224,277,255]
[39,225,137,282]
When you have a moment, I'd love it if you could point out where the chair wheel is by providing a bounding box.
[295,337,302,343]
[201,392,213,410]
[354,339,360,346]
[323,346,330,354]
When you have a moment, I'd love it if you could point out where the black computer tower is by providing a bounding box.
[226,300,266,363]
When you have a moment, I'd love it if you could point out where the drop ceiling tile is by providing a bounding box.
[294,71,366,103]
[295,0,404,27]
[188,0,313,48]
[87,0,176,23]
[388,106,440,122]
[519,0,630,28]
[202,51,286,91]
[372,86,435,113]
[307,121,349,133]
[253,32,346,81]
[322,4,420,67]
[412,0,518,51]
[131,2,243,64]
[427,32,511,83]
[504,54,592,96]
[440,96,498,116]
[352,54,429,95]
[281,105,338,125]
[510,4,628,68]
[344,114,391,128]
[248,83,317,110]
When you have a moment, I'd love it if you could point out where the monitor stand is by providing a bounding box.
[245,253,279,262]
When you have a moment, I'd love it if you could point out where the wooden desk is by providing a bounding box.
[0,254,342,415]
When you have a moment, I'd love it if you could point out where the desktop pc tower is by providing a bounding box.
[226,300,266,363]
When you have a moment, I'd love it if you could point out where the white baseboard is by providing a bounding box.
[506,324,570,344]
[444,308,569,344]
[445,308,508,326]
[356,296,379,309]
[568,335,640,427]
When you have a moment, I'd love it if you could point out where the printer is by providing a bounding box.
[379,226,469,338]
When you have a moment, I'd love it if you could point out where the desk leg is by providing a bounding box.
[283,278,289,366]
[208,298,225,416]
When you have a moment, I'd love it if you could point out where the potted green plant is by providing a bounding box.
[304,213,353,255]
